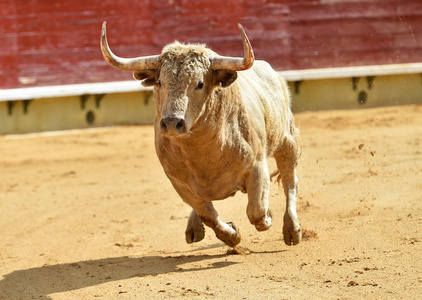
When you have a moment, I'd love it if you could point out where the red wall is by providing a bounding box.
[1,0,422,89]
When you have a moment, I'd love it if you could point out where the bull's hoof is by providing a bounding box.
[185,214,205,244]
[283,226,302,246]
[185,224,205,244]
[215,222,241,248]
[227,222,241,247]
[283,213,302,246]
[254,209,273,232]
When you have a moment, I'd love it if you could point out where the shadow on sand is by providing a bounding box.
[0,253,236,299]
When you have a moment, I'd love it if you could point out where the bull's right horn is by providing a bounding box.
[210,23,254,71]
[100,22,160,71]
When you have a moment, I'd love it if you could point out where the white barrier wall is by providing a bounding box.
[1,64,422,134]
[280,63,422,112]
[0,91,154,134]
[288,74,422,112]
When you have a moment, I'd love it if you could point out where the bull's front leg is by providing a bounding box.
[177,187,241,247]
[197,202,241,248]
[246,160,273,231]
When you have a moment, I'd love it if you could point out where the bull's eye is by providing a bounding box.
[196,80,204,90]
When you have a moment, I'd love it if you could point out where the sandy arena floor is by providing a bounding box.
[0,104,421,299]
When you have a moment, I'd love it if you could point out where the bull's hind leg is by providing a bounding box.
[281,167,301,245]
[246,159,273,231]
[274,135,302,246]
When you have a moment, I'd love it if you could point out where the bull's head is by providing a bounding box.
[101,22,254,136]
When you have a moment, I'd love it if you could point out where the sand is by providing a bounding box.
[1,104,421,299]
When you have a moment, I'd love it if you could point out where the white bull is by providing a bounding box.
[101,22,302,248]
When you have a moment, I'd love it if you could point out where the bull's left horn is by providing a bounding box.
[100,22,160,71]
[210,23,254,71]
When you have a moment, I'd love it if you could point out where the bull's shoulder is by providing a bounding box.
[237,60,287,105]
[235,60,293,156]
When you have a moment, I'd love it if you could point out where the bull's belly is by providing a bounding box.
[156,132,252,202]
[190,177,247,201]
[168,169,247,201]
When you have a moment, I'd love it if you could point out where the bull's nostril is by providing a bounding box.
[160,119,168,131]
[176,120,185,130]
[161,117,185,134]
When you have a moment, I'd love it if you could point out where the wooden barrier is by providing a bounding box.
[2,0,422,90]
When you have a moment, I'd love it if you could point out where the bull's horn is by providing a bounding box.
[100,22,160,71]
[210,23,254,71]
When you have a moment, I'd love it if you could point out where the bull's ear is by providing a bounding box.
[214,69,238,87]
[133,70,157,87]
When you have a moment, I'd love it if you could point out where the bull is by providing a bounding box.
[100,22,302,248]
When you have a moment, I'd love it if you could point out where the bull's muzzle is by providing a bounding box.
[160,117,187,135]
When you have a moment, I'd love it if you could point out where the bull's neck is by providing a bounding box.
[185,83,249,151]
[200,84,245,129]
[157,83,252,174]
